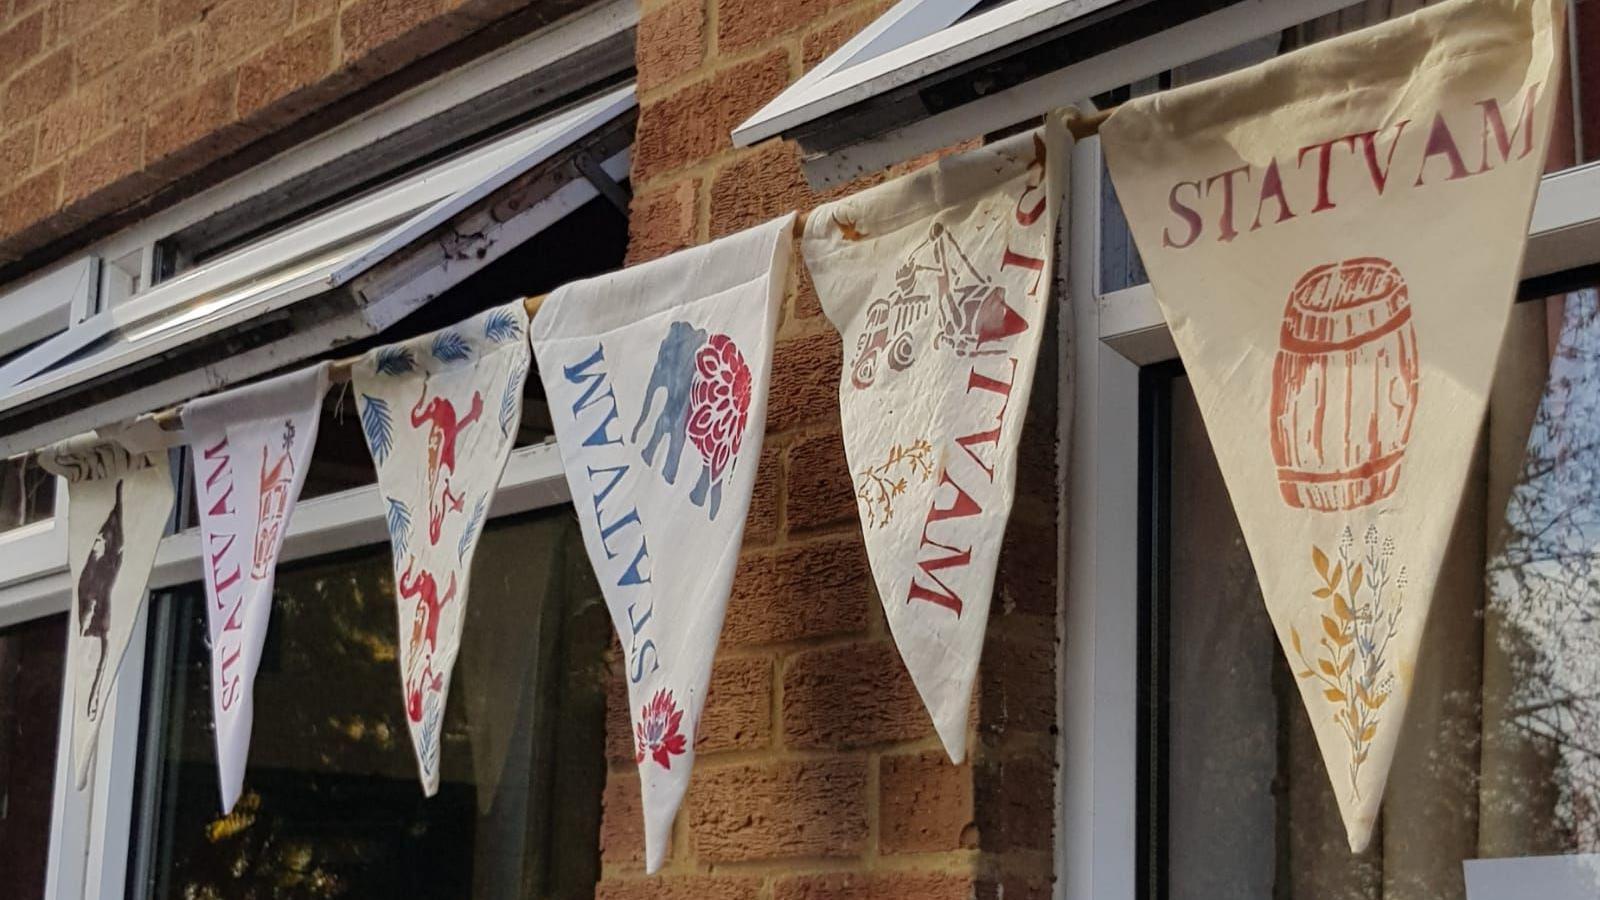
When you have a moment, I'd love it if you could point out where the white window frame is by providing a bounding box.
[39,441,571,900]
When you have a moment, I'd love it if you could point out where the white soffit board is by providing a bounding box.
[0,86,636,420]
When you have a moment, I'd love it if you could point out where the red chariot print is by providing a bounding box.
[1269,258,1419,512]
[410,388,484,544]
[634,688,687,769]
[848,222,1028,390]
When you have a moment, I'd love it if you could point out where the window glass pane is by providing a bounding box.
[127,507,608,899]
[1149,295,1600,899]
[0,456,56,533]
[0,613,66,899]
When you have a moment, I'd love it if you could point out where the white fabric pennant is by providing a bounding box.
[531,214,793,873]
[353,301,531,795]
[39,437,175,788]
[801,116,1070,763]
[182,364,331,813]
[1100,0,1563,850]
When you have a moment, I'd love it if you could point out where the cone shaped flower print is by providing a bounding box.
[1100,0,1565,851]
[802,115,1070,762]
[531,215,792,873]
[353,301,530,795]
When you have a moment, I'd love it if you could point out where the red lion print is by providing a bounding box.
[1269,258,1419,512]
[399,559,456,723]
[686,335,752,519]
[410,388,484,544]
[634,688,687,770]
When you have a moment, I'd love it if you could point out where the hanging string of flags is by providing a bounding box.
[33,0,1564,873]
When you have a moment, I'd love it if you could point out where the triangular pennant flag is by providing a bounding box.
[531,214,793,873]
[801,115,1070,762]
[39,437,175,788]
[353,301,531,795]
[1099,0,1564,850]
[1488,289,1600,828]
[183,364,331,813]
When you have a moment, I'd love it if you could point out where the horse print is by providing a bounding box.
[633,321,708,483]
[79,481,125,722]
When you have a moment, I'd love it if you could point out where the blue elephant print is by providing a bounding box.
[632,321,708,483]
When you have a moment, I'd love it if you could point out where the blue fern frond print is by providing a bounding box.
[431,330,472,363]
[359,394,394,464]
[484,308,521,344]
[499,360,526,437]
[458,494,487,562]
[386,497,412,555]
[374,346,416,376]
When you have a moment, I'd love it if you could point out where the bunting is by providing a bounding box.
[530,214,793,873]
[353,301,530,795]
[39,436,175,788]
[801,115,1069,762]
[1100,0,1564,849]
[183,364,330,813]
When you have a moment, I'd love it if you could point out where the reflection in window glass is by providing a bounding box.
[0,455,56,532]
[127,508,608,900]
[1147,298,1600,899]
[0,613,66,899]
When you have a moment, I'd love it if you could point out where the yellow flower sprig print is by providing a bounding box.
[1291,525,1406,799]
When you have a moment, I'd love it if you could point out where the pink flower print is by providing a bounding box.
[634,689,688,770]
[687,334,752,483]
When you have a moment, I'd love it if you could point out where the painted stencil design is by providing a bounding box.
[804,119,1064,768]
[78,482,125,722]
[847,218,1031,390]
[355,301,528,794]
[633,322,753,519]
[532,213,791,874]
[40,439,175,788]
[1292,525,1407,798]
[1270,258,1420,512]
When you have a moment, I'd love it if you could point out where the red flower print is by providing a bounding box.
[634,688,688,770]
[687,335,752,482]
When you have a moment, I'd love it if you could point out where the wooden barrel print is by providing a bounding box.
[1269,257,1419,512]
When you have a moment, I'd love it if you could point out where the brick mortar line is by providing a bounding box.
[605,731,949,775]
[598,847,983,880]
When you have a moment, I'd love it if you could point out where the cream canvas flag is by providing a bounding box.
[1100,0,1564,850]
[353,301,530,795]
[1488,290,1600,844]
[183,364,330,813]
[802,115,1069,762]
[531,214,792,873]
[40,437,175,788]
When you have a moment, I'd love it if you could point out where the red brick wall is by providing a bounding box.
[0,0,591,271]
[606,0,1061,896]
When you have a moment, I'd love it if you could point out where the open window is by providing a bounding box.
[0,85,635,459]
